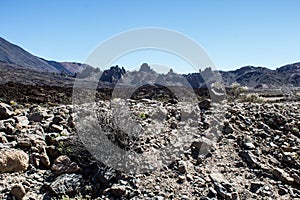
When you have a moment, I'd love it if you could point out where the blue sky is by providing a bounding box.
[1,0,300,73]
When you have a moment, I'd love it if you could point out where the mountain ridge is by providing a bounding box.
[0,37,84,75]
[1,36,300,89]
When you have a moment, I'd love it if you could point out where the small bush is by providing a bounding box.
[231,82,248,100]
[139,112,149,120]
[10,100,16,106]
[58,141,73,154]
[239,93,264,103]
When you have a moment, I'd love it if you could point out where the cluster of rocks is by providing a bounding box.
[0,99,299,199]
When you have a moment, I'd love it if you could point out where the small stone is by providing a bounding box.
[14,116,29,127]
[119,180,128,185]
[52,116,64,124]
[51,124,63,132]
[198,99,211,110]
[207,187,217,198]
[46,145,61,160]
[272,167,294,184]
[10,184,26,200]
[231,192,240,200]
[282,146,298,152]
[274,113,287,126]
[278,185,289,195]
[238,151,259,168]
[250,181,264,193]
[110,184,126,197]
[5,122,15,135]
[209,173,232,199]
[17,138,32,148]
[170,122,177,129]
[243,142,255,150]
[223,122,234,134]
[186,174,194,181]
[177,175,185,183]
[258,122,270,132]
[27,112,43,122]
[0,132,8,143]
[291,173,300,184]
[177,160,187,173]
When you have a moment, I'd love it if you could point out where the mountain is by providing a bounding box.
[276,63,300,86]
[0,37,82,75]
[59,62,87,74]
[220,66,280,88]
[220,64,300,88]
[0,37,300,89]
[98,63,300,89]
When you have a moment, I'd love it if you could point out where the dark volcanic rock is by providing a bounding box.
[10,184,26,200]
[238,151,259,168]
[50,174,82,196]
[110,184,126,197]
[0,103,13,120]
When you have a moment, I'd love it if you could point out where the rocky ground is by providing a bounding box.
[0,95,299,199]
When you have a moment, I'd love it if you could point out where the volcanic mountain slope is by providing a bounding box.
[276,63,300,86]
[0,37,83,75]
[220,63,300,88]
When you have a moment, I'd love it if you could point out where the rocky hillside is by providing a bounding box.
[0,98,299,199]
[220,64,300,88]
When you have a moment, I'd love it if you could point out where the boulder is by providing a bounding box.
[46,145,61,160]
[51,155,80,174]
[39,151,51,169]
[30,147,51,169]
[50,174,82,195]
[0,149,29,173]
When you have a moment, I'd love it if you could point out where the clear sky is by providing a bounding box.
[1,0,300,73]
